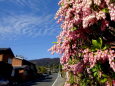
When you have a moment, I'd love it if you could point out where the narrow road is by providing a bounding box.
[52,73,65,86]
[19,73,58,86]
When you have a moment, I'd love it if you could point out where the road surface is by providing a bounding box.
[18,73,65,86]
[52,73,65,86]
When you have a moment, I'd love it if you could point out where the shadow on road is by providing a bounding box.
[18,75,53,86]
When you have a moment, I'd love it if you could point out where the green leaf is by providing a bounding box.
[92,68,97,72]
[102,74,108,78]
[98,64,101,69]
[110,0,115,3]
[113,60,115,62]
[102,8,109,13]
[91,47,96,51]
[100,78,107,83]
[70,27,77,31]
[99,37,102,47]
[52,42,58,44]
[92,40,97,46]
[102,45,107,50]
[69,73,75,84]
[94,72,98,77]
[81,45,88,49]
[102,44,109,50]
[61,3,64,6]
[92,38,102,49]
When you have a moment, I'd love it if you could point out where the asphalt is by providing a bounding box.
[19,73,59,86]
[52,73,65,86]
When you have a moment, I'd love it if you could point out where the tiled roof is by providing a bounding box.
[0,48,15,57]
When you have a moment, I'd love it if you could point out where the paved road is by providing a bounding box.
[52,73,65,86]
[19,73,58,86]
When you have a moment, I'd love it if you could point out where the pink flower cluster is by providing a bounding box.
[49,0,115,85]
[62,61,84,75]
[69,62,84,74]
[49,29,85,64]
[49,0,115,67]
[55,0,114,30]
[108,4,115,21]
[64,82,71,86]
[106,80,115,86]
[83,49,115,72]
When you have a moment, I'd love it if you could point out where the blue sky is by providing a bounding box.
[0,0,60,60]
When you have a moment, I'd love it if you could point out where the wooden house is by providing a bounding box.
[12,57,37,72]
[12,58,23,66]
[0,48,38,83]
[11,57,37,83]
[0,61,13,79]
[0,48,14,64]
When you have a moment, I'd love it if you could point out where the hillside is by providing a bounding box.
[30,58,60,67]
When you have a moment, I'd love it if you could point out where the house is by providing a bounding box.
[0,61,13,79]
[0,48,15,64]
[11,57,38,83]
[12,57,23,66]
[0,48,37,74]
[12,57,37,72]
[0,48,38,84]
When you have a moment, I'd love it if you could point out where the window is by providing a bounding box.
[8,58,12,64]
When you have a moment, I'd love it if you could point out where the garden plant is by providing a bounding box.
[49,0,115,86]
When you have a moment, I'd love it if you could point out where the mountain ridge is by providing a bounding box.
[29,58,60,67]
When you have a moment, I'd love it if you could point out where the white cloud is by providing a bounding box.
[0,14,60,40]
[5,0,49,13]
[0,0,60,40]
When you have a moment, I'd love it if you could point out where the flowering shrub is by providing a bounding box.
[49,0,115,86]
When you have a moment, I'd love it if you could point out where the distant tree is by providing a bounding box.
[36,66,47,74]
